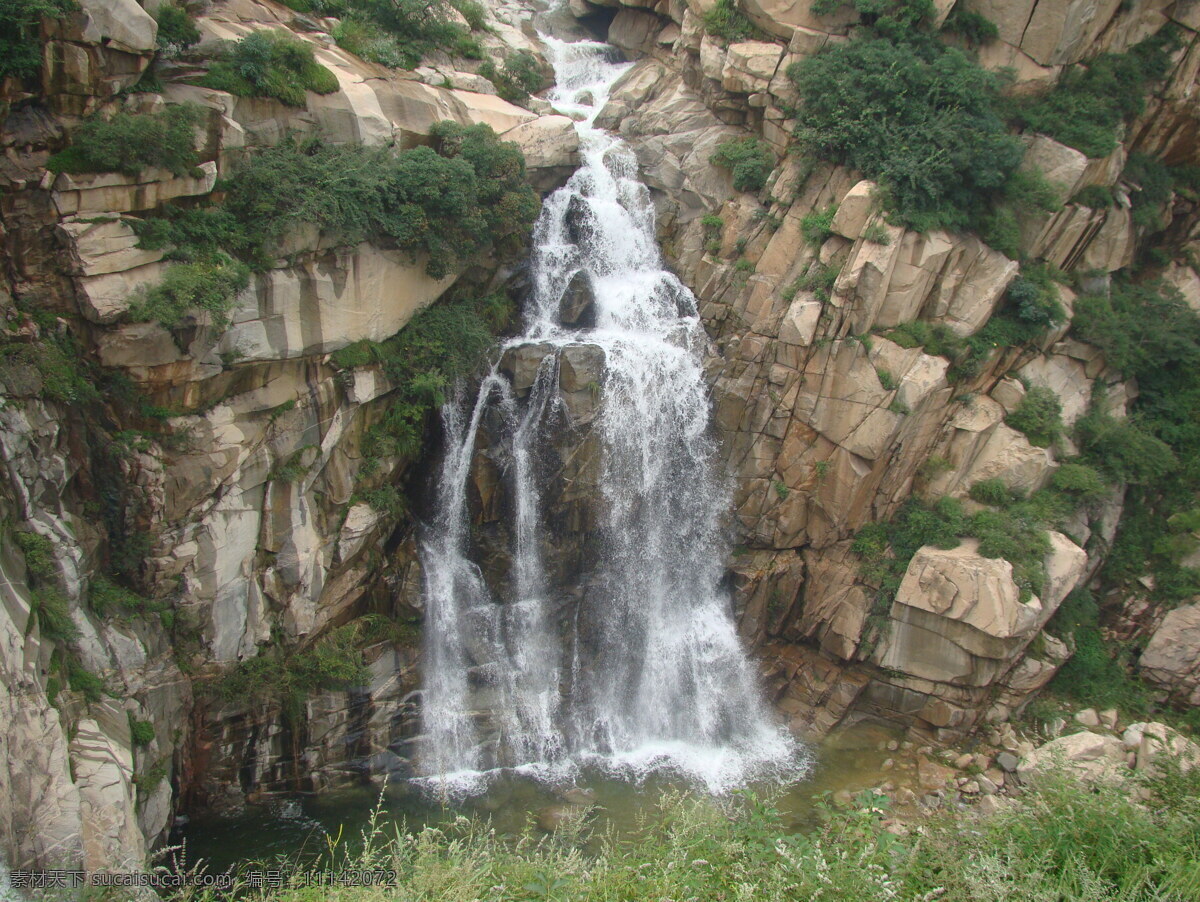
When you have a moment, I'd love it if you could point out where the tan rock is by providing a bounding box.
[738,0,858,39]
[1019,731,1128,782]
[1022,0,1124,65]
[77,260,169,324]
[1140,603,1200,705]
[216,245,455,363]
[501,115,580,171]
[1021,134,1089,198]
[829,180,877,240]
[990,377,1026,414]
[894,540,1040,640]
[70,0,158,52]
[59,217,164,277]
[721,41,784,94]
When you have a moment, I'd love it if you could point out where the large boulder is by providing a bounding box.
[1018,730,1128,782]
[1139,603,1200,706]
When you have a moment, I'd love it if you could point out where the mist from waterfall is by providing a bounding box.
[416,36,805,795]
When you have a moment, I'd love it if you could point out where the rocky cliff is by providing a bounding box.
[2,0,1199,875]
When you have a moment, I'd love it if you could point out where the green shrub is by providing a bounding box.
[710,137,775,193]
[215,622,369,715]
[450,0,487,29]
[218,125,538,280]
[1051,461,1109,502]
[789,36,1022,233]
[332,16,413,68]
[155,3,200,53]
[700,213,724,231]
[886,320,964,358]
[47,105,204,177]
[876,367,897,391]
[1075,408,1177,485]
[128,258,251,329]
[0,0,76,80]
[67,658,105,704]
[968,477,1017,507]
[330,0,480,69]
[479,51,543,103]
[1006,385,1063,447]
[703,0,762,42]
[1123,153,1175,230]
[811,0,933,38]
[15,530,57,584]
[862,221,890,245]
[942,3,998,46]
[1013,30,1179,158]
[800,204,837,247]
[1073,184,1118,208]
[32,588,79,642]
[129,716,155,747]
[1007,265,1065,328]
[356,485,406,518]
[89,575,171,623]
[199,30,339,107]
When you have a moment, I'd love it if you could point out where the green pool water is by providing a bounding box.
[176,723,905,876]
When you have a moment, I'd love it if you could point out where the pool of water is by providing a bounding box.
[175,724,908,875]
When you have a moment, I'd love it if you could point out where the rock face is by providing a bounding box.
[1140,603,1200,705]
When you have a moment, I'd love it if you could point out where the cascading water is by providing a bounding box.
[417,36,806,794]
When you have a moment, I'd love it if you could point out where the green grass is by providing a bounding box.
[163,765,1200,901]
[199,31,339,107]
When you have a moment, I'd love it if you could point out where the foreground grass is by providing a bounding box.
[168,764,1200,902]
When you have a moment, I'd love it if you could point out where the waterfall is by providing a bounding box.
[416,36,805,795]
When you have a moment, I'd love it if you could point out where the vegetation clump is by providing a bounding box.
[323,0,485,70]
[199,31,339,107]
[154,2,201,53]
[213,124,538,279]
[789,33,1022,234]
[332,292,510,467]
[128,257,251,329]
[479,51,544,104]
[0,0,76,80]
[215,622,370,715]
[46,105,204,177]
[702,0,763,42]
[710,137,775,194]
[1012,30,1179,159]
[129,123,536,329]
[1006,384,1063,448]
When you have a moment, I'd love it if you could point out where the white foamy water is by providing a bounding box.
[416,36,807,797]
